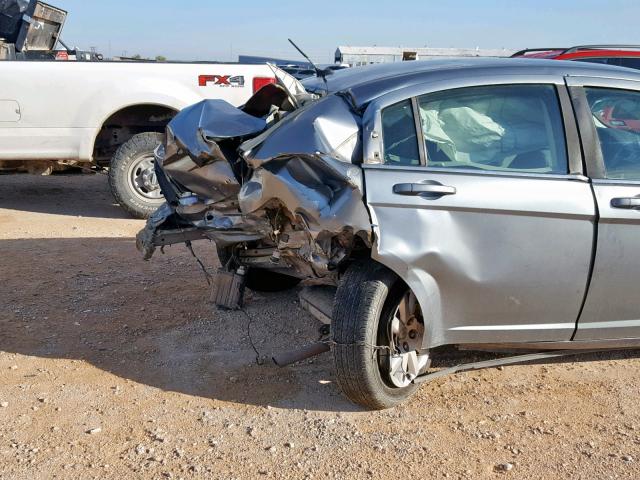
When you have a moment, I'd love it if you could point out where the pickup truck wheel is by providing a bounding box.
[216,247,301,292]
[332,261,430,410]
[109,132,165,219]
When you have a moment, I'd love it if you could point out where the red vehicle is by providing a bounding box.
[513,46,640,132]
[511,45,640,70]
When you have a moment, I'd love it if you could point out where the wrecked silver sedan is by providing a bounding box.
[139,59,640,409]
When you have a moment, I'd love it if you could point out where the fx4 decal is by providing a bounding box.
[198,75,245,88]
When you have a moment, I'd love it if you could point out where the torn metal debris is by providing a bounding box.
[137,65,372,285]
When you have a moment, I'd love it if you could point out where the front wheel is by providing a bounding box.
[332,261,430,410]
[109,132,165,219]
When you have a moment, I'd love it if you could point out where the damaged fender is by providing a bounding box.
[239,154,372,277]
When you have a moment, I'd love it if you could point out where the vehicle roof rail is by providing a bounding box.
[512,45,640,58]
[510,48,568,57]
[564,45,640,54]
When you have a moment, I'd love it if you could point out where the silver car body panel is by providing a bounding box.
[577,182,640,340]
[362,73,596,348]
[365,165,595,348]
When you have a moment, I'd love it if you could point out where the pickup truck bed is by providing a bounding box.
[0,60,276,217]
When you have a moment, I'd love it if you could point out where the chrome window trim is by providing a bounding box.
[565,75,640,90]
[592,178,640,186]
[362,163,590,182]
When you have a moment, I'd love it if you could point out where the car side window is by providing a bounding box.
[585,87,640,180]
[381,99,420,166]
[614,57,640,71]
[417,85,569,174]
[575,57,612,65]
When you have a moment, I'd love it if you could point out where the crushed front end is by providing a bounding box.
[136,69,372,306]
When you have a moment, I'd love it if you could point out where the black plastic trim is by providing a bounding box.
[566,85,606,178]
[557,85,584,175]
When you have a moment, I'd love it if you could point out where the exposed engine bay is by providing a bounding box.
[136,65,373,296]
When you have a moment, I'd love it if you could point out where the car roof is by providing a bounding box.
[302,57,640,108]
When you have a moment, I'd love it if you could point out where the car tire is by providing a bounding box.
[332,260,421,410]
[216,247,302,293]
[109,132,165,219]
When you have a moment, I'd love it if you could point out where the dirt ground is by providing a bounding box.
[0,173,639,480]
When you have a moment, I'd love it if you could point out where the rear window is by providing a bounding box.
[585,87,640,180]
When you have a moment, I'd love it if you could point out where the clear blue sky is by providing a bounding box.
[54,0,640,62]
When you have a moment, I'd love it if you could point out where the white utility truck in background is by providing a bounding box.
[0,1,277,217]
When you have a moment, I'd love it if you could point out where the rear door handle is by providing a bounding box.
[393,182,457,198]
[611,197,640,209]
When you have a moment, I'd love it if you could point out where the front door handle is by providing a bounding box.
[393,181,457,198]
[611,197,640,210]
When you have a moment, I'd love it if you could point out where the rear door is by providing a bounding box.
[568,77,640,340]
[362,76,596,348]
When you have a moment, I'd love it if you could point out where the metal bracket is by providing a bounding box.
[413,349,610,385]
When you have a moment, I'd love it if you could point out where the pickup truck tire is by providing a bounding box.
[332,260,420,410]
[216,247,301,292]
[109,132,165,219]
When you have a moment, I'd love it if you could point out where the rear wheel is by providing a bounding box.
[109,132,165,219]
[332,261,430,410]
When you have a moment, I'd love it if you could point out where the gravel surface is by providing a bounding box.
[1,173,639,479]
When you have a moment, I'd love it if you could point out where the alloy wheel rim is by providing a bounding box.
[385,291,430,388]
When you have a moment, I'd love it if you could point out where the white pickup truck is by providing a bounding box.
[0,61,276,217]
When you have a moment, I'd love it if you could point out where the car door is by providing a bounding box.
[568,77,640,341]
[362,76,596,349]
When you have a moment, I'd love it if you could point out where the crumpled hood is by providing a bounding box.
[167,100,268,166]
[159,99,267,203]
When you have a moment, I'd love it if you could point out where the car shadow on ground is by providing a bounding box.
[0,236,362,412]
[0,173,131,219]
[3,236,640,413]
